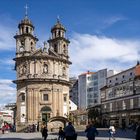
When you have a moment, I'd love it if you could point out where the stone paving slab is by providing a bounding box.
[0,132,135,140]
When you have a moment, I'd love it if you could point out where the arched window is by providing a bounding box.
[54,44,57,53]
[62,67,66,76]
[31,42,34,51]
[41,106,51,112]
[22,27,24,34]
[26,27,29,33]
[19,93,25,102]
[31,42,33,46]
[55,31,57,37]
[58,30,61,37]
[63,44,66,53]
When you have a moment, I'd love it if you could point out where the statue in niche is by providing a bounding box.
[18,66,22,76]
[43,64,48,73]
[22,65,27,74]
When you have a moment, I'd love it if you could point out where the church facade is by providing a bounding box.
[13,14,71,131]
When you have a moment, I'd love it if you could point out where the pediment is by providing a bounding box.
[31,48,49,56]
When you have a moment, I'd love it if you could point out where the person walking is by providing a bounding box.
[42,125,48,140]
[85,121,98,140]
[122,120,126,131]
[58,127,65,140]
[2,125,5,134]
[108,124,116,140]
[136,121,140,140]
[64,122,77,140]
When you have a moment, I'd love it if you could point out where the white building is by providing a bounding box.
[78,69,107,109]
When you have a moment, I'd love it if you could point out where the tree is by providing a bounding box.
[88,108,101,127]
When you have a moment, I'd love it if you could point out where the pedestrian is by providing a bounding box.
[108,124,116,140]
[58,127,65,140]
[41,123,45,137]
[122,120,126,131]
[2,125,5,134]
[32,124,35,132]
[64,121,77,140]
[42,125,48,140]
[37,122,39,132]
[85,121,98,140]
[136,121,140,140]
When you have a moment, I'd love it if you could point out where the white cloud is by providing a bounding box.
[0,58,14,65]
[69,33,140,76]
[0,24,15,50]
[0,79,16,106]
[103,16,127,26]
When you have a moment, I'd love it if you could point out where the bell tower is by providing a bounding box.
[48,18,70,60]
[14,5,38,57]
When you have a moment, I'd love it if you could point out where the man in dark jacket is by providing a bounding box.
[85,121,98,140]
[64,122,77,140]
[136,121,140,140]
[42,125,48,140]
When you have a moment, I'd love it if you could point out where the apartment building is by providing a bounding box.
[78,69,107,109]
[101,63,140,127]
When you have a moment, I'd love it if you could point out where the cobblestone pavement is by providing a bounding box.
[0,129,135,140]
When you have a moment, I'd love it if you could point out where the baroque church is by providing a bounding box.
[13,11,72,131]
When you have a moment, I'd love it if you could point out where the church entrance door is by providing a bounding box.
[41,106,51,124]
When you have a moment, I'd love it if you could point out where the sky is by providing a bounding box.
[0,0,140,106]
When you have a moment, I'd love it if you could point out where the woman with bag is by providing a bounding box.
[109,124,116,140]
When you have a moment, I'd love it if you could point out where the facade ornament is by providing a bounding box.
[43,63,48,73]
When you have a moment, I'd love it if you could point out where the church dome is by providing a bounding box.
[51,20,66,32]
[18,16,34,29]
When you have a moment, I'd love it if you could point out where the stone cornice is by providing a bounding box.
[13,78,71,86]
[14,33,38,41]
[47,37,70,44]
[13,55,72,64]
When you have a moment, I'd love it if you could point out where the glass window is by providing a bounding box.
[110,103,112,111]
[139,97,140,107]
[122,100,126,109]
[43,94,48,101]
[64,95,67,102]
[21,94,25,102]
[87,87,93,92]
[130,99,133,109]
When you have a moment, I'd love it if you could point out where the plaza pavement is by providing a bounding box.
[0,129,135,140]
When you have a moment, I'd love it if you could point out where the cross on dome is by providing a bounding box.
[57,15,60,23]
[24,4,29,18]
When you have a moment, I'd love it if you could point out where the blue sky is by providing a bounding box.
[0,0,140,106]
